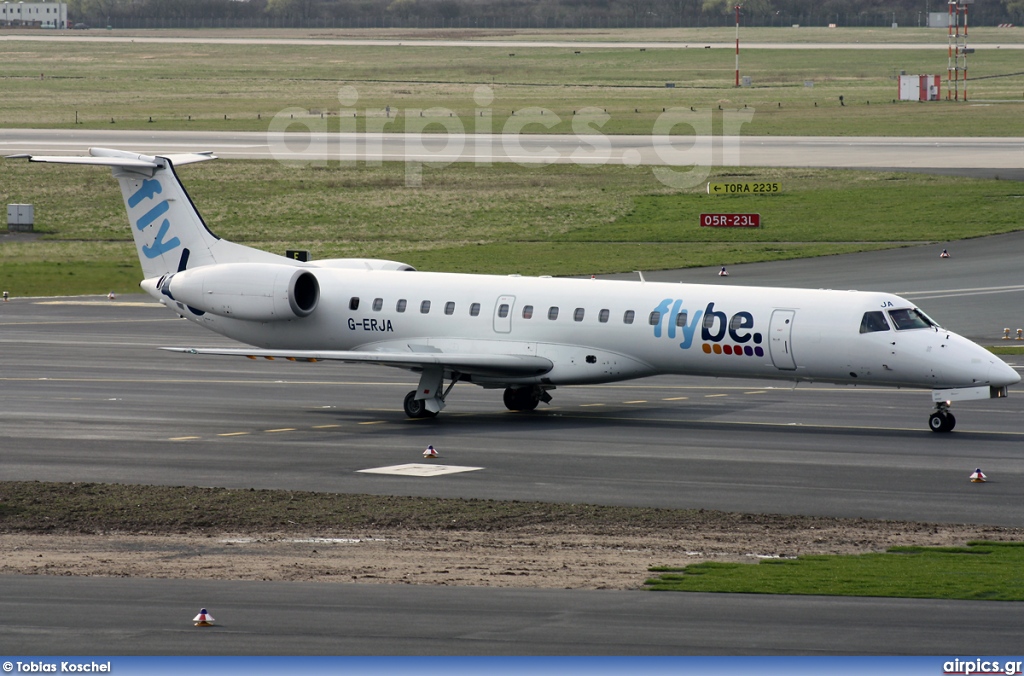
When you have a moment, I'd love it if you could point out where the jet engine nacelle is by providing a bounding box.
[161,263,319,321]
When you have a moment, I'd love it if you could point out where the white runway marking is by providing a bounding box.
[358,463,484,477]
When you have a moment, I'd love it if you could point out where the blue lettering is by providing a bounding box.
[652,299,672,338]
[700,302,727,342]
[678,310,703,349]
[136,200,170,231]
[127,179,162,208]
[666,300,682,339]
[653,299,760,350]
[728,311,755,343]
[141,219,181,258]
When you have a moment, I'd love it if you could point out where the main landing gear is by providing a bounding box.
[403,390,439,419]
[928,402,956,433]
[403,367,462,419]
[503,386,551,412]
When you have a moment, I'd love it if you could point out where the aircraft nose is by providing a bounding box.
[990,358,1021,387]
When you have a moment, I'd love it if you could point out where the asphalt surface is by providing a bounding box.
[4,120,1024,652]
[4,34,1023,50]
[1,233,1024,654]
[4,129,1024,176]
[3,576,1022,656]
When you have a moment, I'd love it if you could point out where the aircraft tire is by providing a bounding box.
[403,390,427,418]
[929,411,955,433]
[503,387,540,412]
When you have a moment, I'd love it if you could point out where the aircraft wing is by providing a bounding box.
[162,347,553,378]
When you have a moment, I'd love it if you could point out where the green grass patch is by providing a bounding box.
[988,345,1024,355]
[3,159,1023,294]
[2,34,1024,136]
[645,541,1024,601]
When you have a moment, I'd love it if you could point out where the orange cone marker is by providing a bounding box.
[970,468,987,483]
[193,608,215,627]
[423,444,438,458]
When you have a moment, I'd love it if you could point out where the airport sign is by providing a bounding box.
[700,213,761,228]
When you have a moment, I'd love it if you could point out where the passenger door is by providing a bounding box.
[769,309,797,370]
[493,295,515,334]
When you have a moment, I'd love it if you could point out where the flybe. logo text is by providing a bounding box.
[652,300,765,357]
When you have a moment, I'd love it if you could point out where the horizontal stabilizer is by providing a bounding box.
[6,148,216,169]
[163,347,553,378]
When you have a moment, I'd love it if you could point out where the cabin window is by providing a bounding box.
[888,308,937,331]
[470,302,481,317]
[349,297,360,311]
[396,299,407,313]
[623,310,635,325]
[444,301,455,315]
[703,313,716,329]
[675,311,688,328]
[522,305,534,319]
[648,311,661,326]
[548,306,559,320]
[599,309,610,323]
[498,304,510,318]
[372,298,383,312]
[420,300,431,314]
[859,311,890,334]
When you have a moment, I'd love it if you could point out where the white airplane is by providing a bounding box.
[9,148,1020,432]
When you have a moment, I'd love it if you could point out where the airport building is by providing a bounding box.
[1,2,68,28]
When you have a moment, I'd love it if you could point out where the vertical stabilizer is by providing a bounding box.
[7,147,287,279]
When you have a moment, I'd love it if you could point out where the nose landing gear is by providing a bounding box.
[928,403,956,433]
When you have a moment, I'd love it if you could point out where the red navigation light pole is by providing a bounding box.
[735,4,742,87]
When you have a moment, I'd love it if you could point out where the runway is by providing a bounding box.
[2,233,1024,653]
[4,34,1024,50]
[4,129,1024,177]
[4,576,1022,656]
[4,122,1024,652]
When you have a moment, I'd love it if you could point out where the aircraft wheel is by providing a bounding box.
[404,390,427,418]
[503,387,540,412]
[929,411,955,433]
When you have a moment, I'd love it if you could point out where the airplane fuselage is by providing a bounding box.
[171,267,1003,392]
[15,147,1017,430]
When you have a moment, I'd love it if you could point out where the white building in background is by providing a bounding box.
[1,2,69,28]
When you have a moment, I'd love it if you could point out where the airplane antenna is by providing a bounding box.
[636,271,646,283]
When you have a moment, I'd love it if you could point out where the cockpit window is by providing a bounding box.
[859,311,890,334]
[888,308,938,331]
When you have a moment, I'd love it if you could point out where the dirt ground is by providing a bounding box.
[2,520,1017,590]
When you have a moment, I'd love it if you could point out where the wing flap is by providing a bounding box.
[163,347,552,377]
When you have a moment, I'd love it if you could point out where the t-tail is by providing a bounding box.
[7,147,284,278]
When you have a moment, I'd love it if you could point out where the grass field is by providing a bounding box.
[2,28,1023,295]
[3,159,1023,295]
[2,29,1024,135]
[646,541,1024,600]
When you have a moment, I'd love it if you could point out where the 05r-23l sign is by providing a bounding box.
[700,213,761,228]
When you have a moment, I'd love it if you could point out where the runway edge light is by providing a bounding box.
[423,444,439,458]
[193,608,215,626]
[970,468,987,483]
